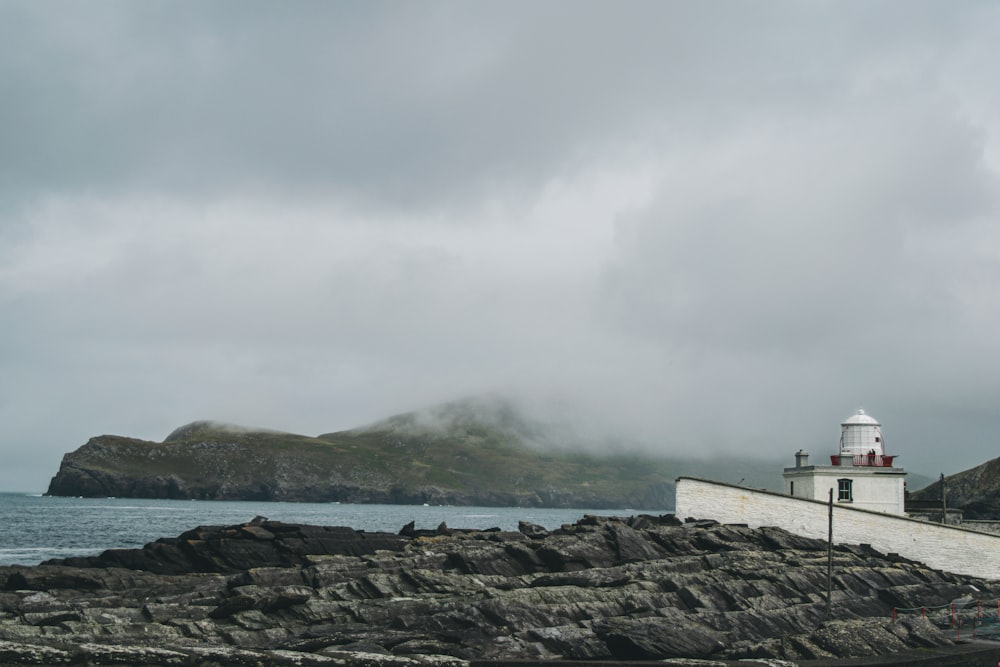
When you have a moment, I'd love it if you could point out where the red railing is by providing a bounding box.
[830,454,895,467]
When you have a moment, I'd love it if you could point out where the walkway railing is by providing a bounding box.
[829,454,896,467]
[893,597,1000,641]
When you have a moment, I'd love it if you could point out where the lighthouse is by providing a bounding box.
[783,409,906,514]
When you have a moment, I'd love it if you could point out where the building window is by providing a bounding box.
[790,481,795,496]
[838,478,853,502]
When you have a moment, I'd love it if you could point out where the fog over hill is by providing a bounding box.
[5,3,999,492]
[46,396,786,507]
[165,421,293,442]
[341,395,787,486]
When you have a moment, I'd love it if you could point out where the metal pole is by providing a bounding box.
[827,487,833,617]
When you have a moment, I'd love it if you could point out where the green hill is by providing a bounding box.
[46,397,783,508]
[909,455,1000,519]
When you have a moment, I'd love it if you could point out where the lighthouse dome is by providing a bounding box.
[839,409,885,455]
[842,409,880,426]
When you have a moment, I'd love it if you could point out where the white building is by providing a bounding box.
[783,409,906,514]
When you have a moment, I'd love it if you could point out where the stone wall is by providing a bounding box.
[962,520,1000,535]
[675,476,1000,580]
[905,506,964,526]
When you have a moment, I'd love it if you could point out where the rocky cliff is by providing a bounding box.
[45,398,779,507]
[44,430,671,508]
[2,514,998,666]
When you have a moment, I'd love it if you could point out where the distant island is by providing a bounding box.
[46,396,780,508]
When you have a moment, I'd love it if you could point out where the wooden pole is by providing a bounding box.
[940,473,947,524]
[827,487,833,617]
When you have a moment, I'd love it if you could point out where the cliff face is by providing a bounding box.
[46,397,786,508]
[47,433,671,508]
[1,514,996,666]
[45,408,683,508]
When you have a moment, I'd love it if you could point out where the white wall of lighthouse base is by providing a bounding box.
[675,477,1000,580]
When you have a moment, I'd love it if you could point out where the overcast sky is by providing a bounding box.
[3,1,1000,492]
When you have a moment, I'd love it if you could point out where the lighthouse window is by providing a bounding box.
[837,478,853,502]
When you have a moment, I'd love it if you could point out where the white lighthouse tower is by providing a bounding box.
[783,409,906,514]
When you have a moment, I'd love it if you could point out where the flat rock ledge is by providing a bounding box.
[1,515,999,666]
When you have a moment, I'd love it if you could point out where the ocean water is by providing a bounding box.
[0,493,665,566]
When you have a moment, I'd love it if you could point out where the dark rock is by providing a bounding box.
[595,616,726,659]
[22,610,81,626]
[517,521,548,539]
[684,518,720,527]
[208,594,257,619]
[0,514,996,665]
[605,521,669,562]
[261,586,313,612]
[42,520,408,574]
[322,641,392,656]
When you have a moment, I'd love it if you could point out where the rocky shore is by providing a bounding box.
[1,514,999,666]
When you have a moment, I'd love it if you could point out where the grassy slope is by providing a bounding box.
[909,455,1000,517]
[58,398,787,502]
[314,397,784,497]
[63,429,672,502]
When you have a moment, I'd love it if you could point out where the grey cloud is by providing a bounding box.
[603,97,996,347]
[2,2,982,212]
[3,2,1000,491]
[594,88,1000,473]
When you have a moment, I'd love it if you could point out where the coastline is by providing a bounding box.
[0,493,656,566]
[1,514,996,665]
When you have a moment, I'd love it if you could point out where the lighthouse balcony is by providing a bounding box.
[830,454,896,467]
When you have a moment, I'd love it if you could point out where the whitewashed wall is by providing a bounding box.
[783,467,905,514]
[675,477,1000,581]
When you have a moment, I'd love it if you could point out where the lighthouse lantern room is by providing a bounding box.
[783,409,906,515]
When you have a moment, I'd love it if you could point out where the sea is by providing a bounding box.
[0,492,666,567]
